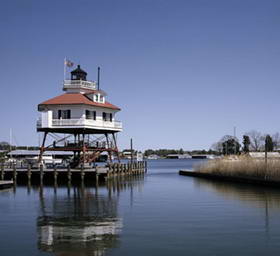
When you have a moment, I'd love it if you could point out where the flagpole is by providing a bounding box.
[64,57,66,81]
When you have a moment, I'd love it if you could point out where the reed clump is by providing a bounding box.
[194,155,280,181]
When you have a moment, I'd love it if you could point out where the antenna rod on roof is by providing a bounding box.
[97,67,100,90]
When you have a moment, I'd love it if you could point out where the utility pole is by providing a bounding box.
[9,128,12,152]
[264,135,269,180]
[234,126,237,155]
[130,138,133,164]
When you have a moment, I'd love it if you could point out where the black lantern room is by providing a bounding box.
[71,65,87,81]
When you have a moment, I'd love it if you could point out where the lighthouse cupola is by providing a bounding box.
[71,65,87,81]
[63,65,96,92]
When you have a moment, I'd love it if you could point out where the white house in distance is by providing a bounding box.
[37,65,122,134]
[37,65,122,167]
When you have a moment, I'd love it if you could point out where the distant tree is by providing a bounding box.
[242,135,250,153]
[211,135,240,155]
[222,138,240,155]
[245,130,263,151]
[265,135,274,152]
[0,141,10,150]
[144,149,155,156]
[179,148,184,154]
[272,132,280,150]
[123,149,135,153]
[211,142,223,154]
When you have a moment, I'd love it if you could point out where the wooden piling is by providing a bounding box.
[117,164,120,176]
[81,166,85,182]
[13,163,17,181]
[112,164,115,177]
[106,164,111,179]
[67,165,72,183]
[54,166,58,184]
[121,164,124,176]
[39,164,44,184]
[145,161,147,173]
[1,163,4,180]
[27,164,32,181]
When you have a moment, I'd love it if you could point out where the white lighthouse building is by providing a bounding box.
[37,65,122,167]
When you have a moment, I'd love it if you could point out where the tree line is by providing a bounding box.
[0,141,39,151]
[212,130,280,155]
[143,148,218,157]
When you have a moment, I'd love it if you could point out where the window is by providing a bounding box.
[86,110,96,120]
[58,110,71,119]
[109,113,112,122]
[100,95,104,103]
[103,112,107,121]
[86,110,90,119]
[94,94,99,102]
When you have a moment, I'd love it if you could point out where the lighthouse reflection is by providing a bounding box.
[37,177,144,256]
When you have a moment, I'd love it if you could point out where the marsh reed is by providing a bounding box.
[194,156,280,181]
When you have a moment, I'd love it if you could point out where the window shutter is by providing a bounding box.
[67,110,71,119]
[58,110,61,119]
[93,111,96,120]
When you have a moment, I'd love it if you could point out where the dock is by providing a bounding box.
[0,180,14,189]
[1,161,147,185]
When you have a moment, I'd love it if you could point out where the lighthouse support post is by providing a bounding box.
[112,133,121,163]
[38,132,48,164]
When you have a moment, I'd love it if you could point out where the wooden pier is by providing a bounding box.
[0,161,147,185]
[0,180,14,189]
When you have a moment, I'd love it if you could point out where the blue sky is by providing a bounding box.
[0,0,279,151]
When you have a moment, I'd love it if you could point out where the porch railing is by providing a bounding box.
[63,80,97,90]
[37,118,122,130]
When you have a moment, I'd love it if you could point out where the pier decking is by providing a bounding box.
[0,180,14,189]
[1,161,147,184]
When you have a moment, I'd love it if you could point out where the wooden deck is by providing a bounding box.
[0,180,14,189]
[0,161,147,184]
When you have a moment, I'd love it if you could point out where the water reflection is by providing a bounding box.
[195,179,280,240]
[195,179,280,209]
[36,176,144,256]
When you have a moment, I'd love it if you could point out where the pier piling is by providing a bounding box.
[13,163,17,182]
[1,163,4,180]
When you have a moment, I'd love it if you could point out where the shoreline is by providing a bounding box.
[179,169,280,187]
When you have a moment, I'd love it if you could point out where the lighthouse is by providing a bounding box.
[37,65,122,168]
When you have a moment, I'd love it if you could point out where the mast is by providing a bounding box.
[9,128,12,152]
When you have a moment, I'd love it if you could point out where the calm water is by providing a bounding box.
[1,159,280,255]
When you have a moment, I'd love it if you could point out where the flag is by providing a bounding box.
[64,59,74,67]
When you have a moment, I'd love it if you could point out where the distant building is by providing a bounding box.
[192,154,216,159]
[166,154,191,159]
[248,152,280,159]
[147,154,159,160]
[136,152,143,161]
[7,150,73,159]
[122,151,134,159]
